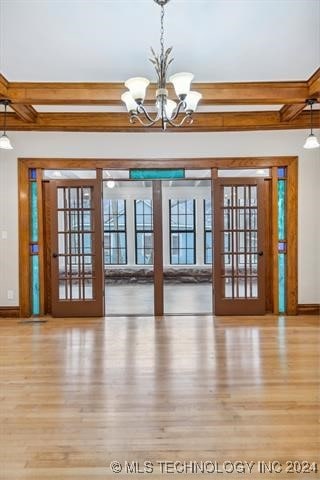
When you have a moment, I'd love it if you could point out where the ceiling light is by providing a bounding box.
[303,99,319,149]
[107,180,115,189]
[121,0,201,130]
[0,100,13,150]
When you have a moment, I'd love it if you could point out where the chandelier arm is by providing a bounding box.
[130,114,158,128]
[170,100,187,121]
[166,113,194,128]
[130,106,161,127]
[137,104,161,124]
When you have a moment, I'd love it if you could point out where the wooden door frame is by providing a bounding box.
[18,156,298,317]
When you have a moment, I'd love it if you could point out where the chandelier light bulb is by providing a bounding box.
[0,133,13,150]
[165,99,177,119]
[185,91,202,112]
[124,77,150,103]
[121,92,138,112]
[169,72,194,99]
[303,133,320,149]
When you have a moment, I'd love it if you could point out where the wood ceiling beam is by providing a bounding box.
[10,104,38,122]
[5,81,309,106]
[2,110,319,133]
[0,74,9,99]
[280,103,306,122]
[308,67,320,98]
[279,68,320,123]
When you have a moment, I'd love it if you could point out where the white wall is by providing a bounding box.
[0,129,319,306]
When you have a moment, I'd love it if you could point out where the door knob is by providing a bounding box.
[52,253,58,258]
[258,251,264,256]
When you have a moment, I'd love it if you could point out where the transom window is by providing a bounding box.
[169,199,196,265]
[104,199,127,265]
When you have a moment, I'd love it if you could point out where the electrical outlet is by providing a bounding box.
[7,290,14,300]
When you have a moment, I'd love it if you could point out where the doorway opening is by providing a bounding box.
[18,157,298,318]
[103,178,155,316]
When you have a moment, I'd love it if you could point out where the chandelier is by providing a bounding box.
[121,0,202,130]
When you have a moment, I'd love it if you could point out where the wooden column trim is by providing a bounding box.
[153,180,164,316]
[211,169,217,313]
[96,169,105,316]
[286,158,298,315]
[18,161,30,317]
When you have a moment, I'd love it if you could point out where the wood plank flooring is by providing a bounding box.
[0,315,319,479]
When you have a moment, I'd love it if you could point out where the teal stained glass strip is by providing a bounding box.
[278,253,286,313]
[278,179,286,240]
[30,181,39,242]
[31,255,40,315]
[130,169,185,180]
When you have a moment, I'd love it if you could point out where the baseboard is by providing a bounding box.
[297,304,320,315]
[0,306,20,318]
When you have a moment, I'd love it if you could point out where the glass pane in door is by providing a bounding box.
[222,184,258,299]
[103,180,154,315]
[56,186,95,301]
[162,179,212,314]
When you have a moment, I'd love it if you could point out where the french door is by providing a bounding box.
[50,180,104,317]
[47,175,267,317]
[213,178,266,315]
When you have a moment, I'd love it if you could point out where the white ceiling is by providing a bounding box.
[0,0,319,83]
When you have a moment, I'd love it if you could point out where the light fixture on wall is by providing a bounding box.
[0,100,13,150]
[303,99,319,149]
[121,0,202,130]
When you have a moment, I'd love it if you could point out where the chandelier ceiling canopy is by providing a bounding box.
[121,0,202,130]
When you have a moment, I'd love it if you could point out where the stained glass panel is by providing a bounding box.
[278,253,286,313]
[29,168,37,180]
[278,179,286,240]
[31,255,40,315]
[30,181,38,243]
[277,167,287,178]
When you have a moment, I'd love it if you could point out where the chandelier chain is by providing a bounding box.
[160,5,165,60]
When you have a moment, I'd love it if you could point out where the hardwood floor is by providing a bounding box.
[0,315,319,479]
